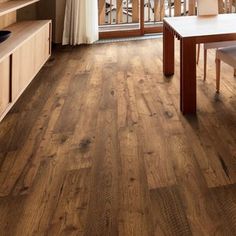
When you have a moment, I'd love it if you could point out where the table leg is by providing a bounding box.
[163,22,175,76]
[180,38,196,114]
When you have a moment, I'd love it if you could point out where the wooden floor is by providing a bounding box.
[0,38,236,236]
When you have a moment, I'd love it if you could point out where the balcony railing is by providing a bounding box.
[98,0,236,29]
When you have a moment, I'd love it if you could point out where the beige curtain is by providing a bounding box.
[62,0,99,45]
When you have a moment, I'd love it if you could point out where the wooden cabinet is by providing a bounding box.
[0,20,51,121]
[0,0,51,122]
[0,57,10,115]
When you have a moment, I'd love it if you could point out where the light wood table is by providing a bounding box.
[163,13,236,114]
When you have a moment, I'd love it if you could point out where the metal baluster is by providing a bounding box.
[110,0,112,24]
[126,0,128,23]
[148,0,150,21]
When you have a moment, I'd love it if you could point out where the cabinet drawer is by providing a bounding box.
[0,57,10,115]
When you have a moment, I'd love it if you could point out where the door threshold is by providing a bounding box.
[95,34,163,44]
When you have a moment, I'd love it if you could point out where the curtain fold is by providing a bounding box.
[62,0,99,45]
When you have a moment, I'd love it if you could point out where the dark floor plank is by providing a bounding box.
[150,186,192,236]
[48,168,91,236]
[209,184,236,234]
[84,57,120,236]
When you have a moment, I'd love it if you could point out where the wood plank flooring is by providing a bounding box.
[0,38,236,235]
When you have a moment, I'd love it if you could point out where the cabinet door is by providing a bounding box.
[0,57,10,115]
[34,23,50,73]
[12,23,50,101]
[12,37,35,101]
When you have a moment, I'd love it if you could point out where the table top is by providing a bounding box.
[164,13,236,38]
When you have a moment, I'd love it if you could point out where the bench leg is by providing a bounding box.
[216,58,221,93]
[197,44,200,65]
[204,49,207,81]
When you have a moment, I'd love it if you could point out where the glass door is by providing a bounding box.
[98,0,143,38]
[98,0,189,38]
[143,0,165,34]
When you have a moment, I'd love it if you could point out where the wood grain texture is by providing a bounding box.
[0,38,236,235]
[0,57,10,115]
[0,0,39,16]
[0,12,16,29]
[150,186,192,235]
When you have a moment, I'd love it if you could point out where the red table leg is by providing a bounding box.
[180,38,197,114]
[163,22,175,76]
